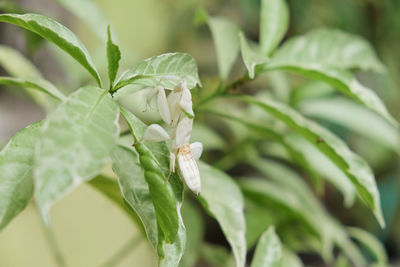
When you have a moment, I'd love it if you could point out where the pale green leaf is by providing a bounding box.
[0,76,65,101]
[107,25,121,88]
[198,161,246,267]
[34,86,119,224]
[269,29,385,72]
[238,95,384,227]
[0,122,42,230]
[284,134,357,207]
[115,53,200,91]
[239,32,268,79]
[208,17,241,80]
[0,13,102,86]
[347,227,388,265]
[300,97,400,154]
[265,29,397,126]
[251,227,282,267]
[110,145,158,247]
[259,0,289,55]
[54,0,109,41]
[281,248,304,267]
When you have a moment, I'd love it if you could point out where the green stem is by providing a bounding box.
[100,236,143,267]
[39,220,67,267]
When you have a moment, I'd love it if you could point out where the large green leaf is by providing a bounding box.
[0,13,102,86]
[114,53,200,91]
[34,86,119,224]
[107,26,121,88]
[207,16,241,80]
[239,32,268,79]
[259,0,289,55]
[264,29,397,127]
[238,95,384,227]
[0,45,55,109]
[0,121,42,230]
[251,227,282,267]
[284,134,356,207]
[300,97,400,154]
[111,145,158,247]
[0,76,65,101]
[347,227,388,266]
[120,107,182,246]
[198,161,246,267]
[268,29,384,72]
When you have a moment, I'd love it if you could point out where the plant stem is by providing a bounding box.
[101,235,143,267]
[39,221,67,267]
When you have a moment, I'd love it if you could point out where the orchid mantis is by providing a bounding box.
[142,81,202,195]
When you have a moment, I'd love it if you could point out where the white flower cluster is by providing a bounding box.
[142,81,202,195]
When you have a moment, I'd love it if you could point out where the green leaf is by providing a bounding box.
[239,32,268,79]
[269,29,385,72]
[0,45,55,109]
[237,95,384,227]
[34,86,119,224]
[251,227,282,267]
[0,121,42,230]
[347,227,388,265]
[264,29,397,126]
[299,97,400,154]
[198,161,246,267]
[115,53,200,91]
[54,0,109,41]
[207,16,241,80]
[259,0,289,55]
[191,123,226,150]
[0,76,65,101]
[107,26,121,88]
[110,145,158,247]
[284,134,356,207]
[281,248,304,267]
[119,107,181,245]
[0,13,102,86]
[245,202,275,249]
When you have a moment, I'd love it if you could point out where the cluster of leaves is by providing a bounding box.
[0,0,397,266]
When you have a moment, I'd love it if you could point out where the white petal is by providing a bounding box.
[167,90,183,127]
[143,124,170,142]
[190,142,203,160]
[156,86,171,124]
[178,144,201,195]
[173,116,193,149]
[169,152,176,173]
[179,88,194,117]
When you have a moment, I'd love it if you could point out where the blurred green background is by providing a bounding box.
[0,0,399,266]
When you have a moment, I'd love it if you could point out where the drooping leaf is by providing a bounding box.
[34,86,119,224]
[0,76,65,101]
[237,95,384,227]
[264,29,397,126]
[119,107,182,246]
[284,134,357,207]
[0,121,42,230]
[54,0,109,41]
[251,227,282,267]
[0,13,102,86]
[0,45,55,109]
[347,227,388,265]
[198,161,246,267]
[110,145,158,247]
[239,32,268,79]
[207,16,241,80]
[107,25,121,88]
[259,0,289,55]
[114,53,200,91]
[299,97,400,154]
